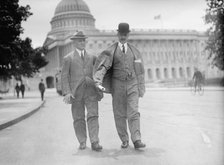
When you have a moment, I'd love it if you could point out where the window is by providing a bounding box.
[156,68,161,79]
[148,69,152,79]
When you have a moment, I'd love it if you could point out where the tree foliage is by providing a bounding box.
[205,0,224,70]
[0,0,48,79]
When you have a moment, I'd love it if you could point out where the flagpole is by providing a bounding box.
[154,14,163,29]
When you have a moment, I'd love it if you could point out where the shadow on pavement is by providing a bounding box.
[72,147,165,160]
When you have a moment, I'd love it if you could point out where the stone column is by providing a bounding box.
[152,67,157,81]
[167,67,172,79]
[160,67,165,80]
[176,67,180,79]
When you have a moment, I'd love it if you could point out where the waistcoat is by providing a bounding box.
[112,46,136,80]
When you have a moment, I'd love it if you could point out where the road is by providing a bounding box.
[0,88,223,165]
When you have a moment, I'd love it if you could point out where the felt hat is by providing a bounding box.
[70,31,87,40]
[117,23,130,34]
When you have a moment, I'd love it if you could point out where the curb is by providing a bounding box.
[146,87,224,91]
[0,100,46,131]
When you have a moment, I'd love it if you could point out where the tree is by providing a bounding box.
[11,38,48,79]
[205,0,224,70]
[0,0,48,79]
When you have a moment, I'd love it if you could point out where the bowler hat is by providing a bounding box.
[117,23,130,34]
[70,31,87,40]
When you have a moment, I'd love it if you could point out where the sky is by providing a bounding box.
[19,0,209,48]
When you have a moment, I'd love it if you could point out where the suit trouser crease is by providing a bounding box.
[71,81,99,144]
[71,100,99,144]
[112,78,141,143]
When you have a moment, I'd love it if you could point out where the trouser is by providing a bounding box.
[71,80,99,144]
[71,99,99,144]
[112,78,141,143]
[16,91,19,98]
[21,91,24,98]
[41,91,44,100]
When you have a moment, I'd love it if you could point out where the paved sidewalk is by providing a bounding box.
[0,86,223,165]
[0,86,222,131]
[0,90,45,130]
[146,85,224,91]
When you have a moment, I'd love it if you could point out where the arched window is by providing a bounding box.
[172,68,176,79]
[186,67,191,78]
[46,76,54,88]
[98,44,102,49]
[179,67,184,78]
[164,68,168,79]
[148,69,152,79]
[156,68,161,79]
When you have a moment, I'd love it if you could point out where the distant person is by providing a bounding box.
[20,82,25,98]
[38,79,45,101]
[192,68,204,90]
[15,83,20,98]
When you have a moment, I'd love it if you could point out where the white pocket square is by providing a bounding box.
[134,59,142,63]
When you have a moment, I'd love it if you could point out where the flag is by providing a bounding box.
[154,15,161,20]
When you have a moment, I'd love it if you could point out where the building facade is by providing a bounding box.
[41,0,222,88]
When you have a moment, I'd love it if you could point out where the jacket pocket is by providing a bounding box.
[134,60,144,75]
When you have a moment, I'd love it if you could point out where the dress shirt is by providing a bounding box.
[76,48,85,58]
[118,42,127,54]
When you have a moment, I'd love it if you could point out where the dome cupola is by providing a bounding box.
[54,0,90,15]
[49,0,96,36]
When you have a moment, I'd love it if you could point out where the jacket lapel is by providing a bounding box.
[73,49,90,64]
[83,50,90,64]
[73,49,83,64]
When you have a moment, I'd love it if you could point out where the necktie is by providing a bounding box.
[122,44,125,53]
[81,51,84,61]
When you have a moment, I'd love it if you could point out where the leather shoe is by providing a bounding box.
[134,140,146,149]
[91,142,103,151]
[79,142,86,150]
[121,141,129,148]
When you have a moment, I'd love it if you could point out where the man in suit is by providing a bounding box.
[61,31,103,151]
[93,23,146,149]
[20,82,25,98]
[15,83,20,98]
[38,79,45,101]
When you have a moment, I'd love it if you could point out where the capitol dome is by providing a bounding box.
[54,0,90,15]
[48,0,97,36]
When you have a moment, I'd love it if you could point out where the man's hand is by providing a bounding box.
[96,83,105,92]
[63,93,74,104]
[139,93,144,98]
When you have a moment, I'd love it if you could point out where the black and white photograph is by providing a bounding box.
[0,0,223,164]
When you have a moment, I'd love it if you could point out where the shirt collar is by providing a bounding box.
[118,42,127,53]
[76,48,85,57]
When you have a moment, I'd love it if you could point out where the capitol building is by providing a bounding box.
[40,0,223,88]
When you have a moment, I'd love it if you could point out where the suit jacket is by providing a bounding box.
[93,42,145,97]
[61,49,102,101]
